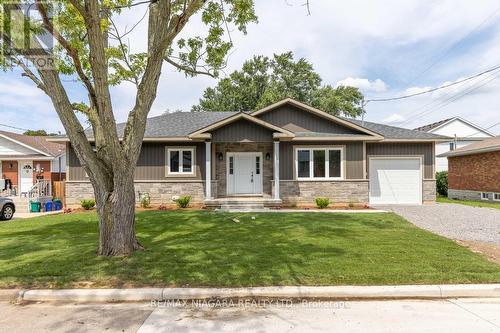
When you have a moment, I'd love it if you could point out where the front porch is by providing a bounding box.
[203,141,282,208]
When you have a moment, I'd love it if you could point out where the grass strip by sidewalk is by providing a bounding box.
[0,210,498,288]
[437,196,500,210]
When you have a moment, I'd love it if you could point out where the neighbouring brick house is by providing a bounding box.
[49,98,450,208]
[439,136,500,202]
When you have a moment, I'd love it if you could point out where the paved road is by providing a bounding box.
[381,203,500,244]
[1,299,499,332]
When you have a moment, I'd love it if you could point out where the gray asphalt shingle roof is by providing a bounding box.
[413,118,454,132]
[85,111,237,138]
[80,110,450,140]
[341,118,451,140]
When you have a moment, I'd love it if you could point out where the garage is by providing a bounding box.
[369,157,422,205]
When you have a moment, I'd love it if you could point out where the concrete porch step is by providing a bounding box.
[219,204,267,211]
[205,197,282,209]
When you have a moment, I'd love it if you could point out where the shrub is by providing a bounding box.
[141,194,151,208]
[436,171,448,196]
[315,197,330,209]
[175,195,192,208]
[158,204,168,211]
[80,199,96,210]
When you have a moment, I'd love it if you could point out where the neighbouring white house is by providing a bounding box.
[0,130,66,197]
[414,117,495,172]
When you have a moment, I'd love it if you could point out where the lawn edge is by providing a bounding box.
[3,284,499,303]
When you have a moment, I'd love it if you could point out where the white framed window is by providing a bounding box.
[166,147,195,176]
[480,192,490,200]
[294,146,344,180]
[493,193,500,201]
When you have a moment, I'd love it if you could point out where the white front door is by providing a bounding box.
[369,157,422,205]
[227,152,263,195]
[19,160,34,194]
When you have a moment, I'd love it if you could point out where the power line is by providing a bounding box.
[366,63,500,102]
[399,67,500,126]
[405,6,500,86]
[0,123,31,132]
[400,71,500,127]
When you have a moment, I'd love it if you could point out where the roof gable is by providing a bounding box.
[188,112,295,139]
[415,117,494,138]
[251,98,383,139]
[0,131,64,157]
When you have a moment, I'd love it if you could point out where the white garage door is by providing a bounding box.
[369,158,422,205]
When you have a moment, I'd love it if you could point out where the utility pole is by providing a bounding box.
[361,98,368,127]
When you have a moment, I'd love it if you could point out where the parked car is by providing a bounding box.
[0,198,15,221]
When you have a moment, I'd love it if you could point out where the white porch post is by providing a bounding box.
[274,140,280,200]
[205,141,212,199]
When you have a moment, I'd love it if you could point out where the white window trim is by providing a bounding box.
[294,146,345,181]
[493,193,500,201]
[165,146,196,176]
[480,192,490,200]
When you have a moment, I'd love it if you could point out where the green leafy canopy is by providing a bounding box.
[192,51,365,117]
[0,0,258,95]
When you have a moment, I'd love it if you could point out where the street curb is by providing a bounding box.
[3,284,498,303]
[0,290,21,302]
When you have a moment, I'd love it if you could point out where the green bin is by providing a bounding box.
[30,201,41,213]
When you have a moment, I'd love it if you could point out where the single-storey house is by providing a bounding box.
[414,117,495,172]
[439,136,500,202]
[51,98,450,208]
[0,130,66,196]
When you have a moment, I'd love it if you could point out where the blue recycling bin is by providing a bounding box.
[45,201,53,212]
[54,201,62,211]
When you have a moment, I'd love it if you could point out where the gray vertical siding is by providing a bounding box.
[136,142,205,180]
[67,143,87,181]
[211,119,273,142]
[256,105,362,135]
[366,142,434,179]
[279,141,364,180]
[68,142,206,181]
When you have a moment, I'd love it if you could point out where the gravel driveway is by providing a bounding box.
[380,203,500,245]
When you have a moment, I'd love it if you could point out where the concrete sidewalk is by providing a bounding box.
[1,298,499,332]
[3,284,499,303]
[139,298,500,333]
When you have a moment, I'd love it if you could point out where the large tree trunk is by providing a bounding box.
[93,173,143,256]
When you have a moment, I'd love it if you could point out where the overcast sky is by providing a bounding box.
[1,0,500,135]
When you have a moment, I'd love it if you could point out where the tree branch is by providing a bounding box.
[82,0,122,165]
[164,56,215,77]
[109,17,140,86]
[35,1,98,109]
[68,0,87,18]
[11,57,48,93]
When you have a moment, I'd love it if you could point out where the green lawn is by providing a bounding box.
[0,211,498,288]
[437,196,500,210]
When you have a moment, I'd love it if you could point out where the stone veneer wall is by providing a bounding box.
[65,181,214,207]
[273,180,369,205]
[272,179,437,205]
[423,179,436,203]
[448,189,494,202]
[215,142,273,197]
